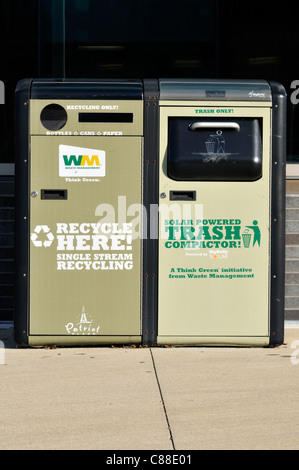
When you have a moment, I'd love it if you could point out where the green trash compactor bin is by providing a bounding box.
[157,79,286,347]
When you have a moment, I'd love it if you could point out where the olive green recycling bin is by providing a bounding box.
[14,79,144,346]
[157,79,286,346]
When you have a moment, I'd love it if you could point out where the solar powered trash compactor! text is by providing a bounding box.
[14,79,144,346]
[156,79,286,347]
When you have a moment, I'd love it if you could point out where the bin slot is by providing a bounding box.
[78,113,133,123]
[170,190,196,201]
[41,189,68,200]
[189,122,240,132]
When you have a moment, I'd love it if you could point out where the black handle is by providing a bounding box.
[169,191,196,201]
[41,189,68,200]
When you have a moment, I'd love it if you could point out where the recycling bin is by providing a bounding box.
[157,79,286,346]
[14,79,144,346]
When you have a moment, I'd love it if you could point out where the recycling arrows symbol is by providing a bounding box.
[31,225,54,247]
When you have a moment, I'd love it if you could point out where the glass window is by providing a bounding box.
[3,0,299,164]
[218,1,299,164]
[64,0,218,79]
[0,0,38,164]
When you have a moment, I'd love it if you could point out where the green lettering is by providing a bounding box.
[63,155,82,166]
[165,226,179,240]
[225,226,241,240]
[212,226,223,240]
[180,226,195,240]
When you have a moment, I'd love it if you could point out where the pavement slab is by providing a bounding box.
[0,327,298,450]
[151,328,299,450]
[0,332,171,450]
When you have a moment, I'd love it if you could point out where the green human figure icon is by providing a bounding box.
[245,220,261,246]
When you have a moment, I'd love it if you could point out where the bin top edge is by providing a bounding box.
[28,79,144,100]
[158,78,274,102]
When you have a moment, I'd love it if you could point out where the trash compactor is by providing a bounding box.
[157,79,286,347]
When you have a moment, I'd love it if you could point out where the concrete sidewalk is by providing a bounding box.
[0,327,298,450]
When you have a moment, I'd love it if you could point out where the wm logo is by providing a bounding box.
[63,154,101,167]
[59,144,105,177]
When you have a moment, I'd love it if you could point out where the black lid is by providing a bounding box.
[159,79,272,101]
[31,79,143,100]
